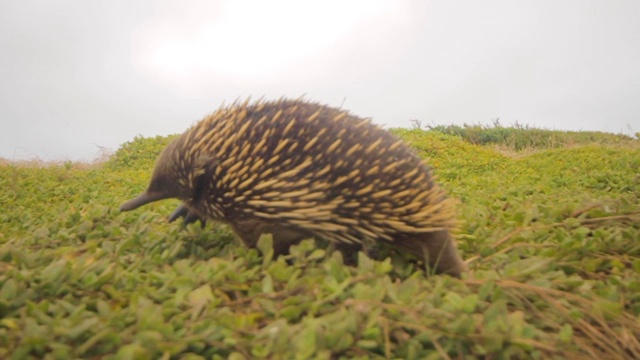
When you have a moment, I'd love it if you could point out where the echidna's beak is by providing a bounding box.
[120,191,169,212]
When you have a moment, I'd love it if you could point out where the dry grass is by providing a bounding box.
[0,147,112,170]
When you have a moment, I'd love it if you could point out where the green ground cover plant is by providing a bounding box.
[1,128,639,359]
[424,122,637,151]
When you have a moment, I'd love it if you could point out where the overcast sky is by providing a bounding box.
[1,0,639,161]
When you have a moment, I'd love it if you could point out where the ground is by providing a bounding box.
[1,127,639,359]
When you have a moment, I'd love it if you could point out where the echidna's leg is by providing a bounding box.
[270,228,311,255]
[331,242,362,265]
[424,230,466,277]
[230,222,261,249]
[400,230,466,277]
[231,222,309,255]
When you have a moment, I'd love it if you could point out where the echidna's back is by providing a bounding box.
[179,99,456,246]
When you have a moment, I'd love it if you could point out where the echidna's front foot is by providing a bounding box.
[168,204,206,228]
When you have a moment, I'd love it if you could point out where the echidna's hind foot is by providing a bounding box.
[231,220,310,256]
[270,228,311,255]
[399,230,466,278]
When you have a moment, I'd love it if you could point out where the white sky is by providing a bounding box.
[1,0,639,161]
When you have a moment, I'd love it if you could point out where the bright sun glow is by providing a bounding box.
[131,0,407,91]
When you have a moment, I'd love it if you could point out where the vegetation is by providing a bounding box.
[1,127,639,359]
[416,121,638,151]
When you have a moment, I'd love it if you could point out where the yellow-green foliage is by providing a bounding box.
[426,123,638,150]
[1,129,639,359]
[106,134,178,171]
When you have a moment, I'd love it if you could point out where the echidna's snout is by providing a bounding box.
[120,190,169,212]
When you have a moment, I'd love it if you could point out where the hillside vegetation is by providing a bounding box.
[423,122,638,151]
[1,127,639,359]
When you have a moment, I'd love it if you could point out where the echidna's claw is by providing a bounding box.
[168,204,206,228]
[168,204,188,222]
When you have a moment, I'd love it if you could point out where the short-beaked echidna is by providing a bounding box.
[120,98,466,277]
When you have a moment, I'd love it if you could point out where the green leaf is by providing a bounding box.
[461,294,480,313]
[262,274,274,293]
[558,323,573,343]
[188,284,215,307]
[114,343,150,360]
[257,233,274,267]
[591,299,623,320]
[294,324,317,359]
[0,279,17,301]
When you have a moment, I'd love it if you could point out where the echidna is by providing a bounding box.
[120,98,466,277]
